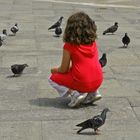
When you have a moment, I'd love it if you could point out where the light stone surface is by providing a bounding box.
[0,0,140,139]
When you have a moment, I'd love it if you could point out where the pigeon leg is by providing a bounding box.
[123,44,125,48]
[94,129,100,135]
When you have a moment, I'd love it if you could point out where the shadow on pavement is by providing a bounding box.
[29,97,69,109]
[76,131,98,135]
[29,97,97,109]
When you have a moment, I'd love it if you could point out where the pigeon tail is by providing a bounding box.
[77,128,85,134]
[103,31,106,35]
[0,41,2,47]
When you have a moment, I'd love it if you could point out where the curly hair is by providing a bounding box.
[63,12,97,45]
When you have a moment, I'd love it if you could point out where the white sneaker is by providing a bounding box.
[83,91,102,104]
[68,91,88,108]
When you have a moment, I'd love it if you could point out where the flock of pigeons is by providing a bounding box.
[102,22,130,48]
[48,17,130,48]
[0,23,19,47]
[0,23,29,77]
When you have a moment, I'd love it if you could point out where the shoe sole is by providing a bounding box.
[83,96,102,105]
[68,94,87,108]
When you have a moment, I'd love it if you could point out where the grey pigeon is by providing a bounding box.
[0,29,7,41]
[0,37,2,47]
[11,23,19,35]
[48,16,63,30]
[93,20,97,32]
[76,108,110,134]
[103,22,118,35]
[99,53,107,68]
[55,27,62,37]
[122,33,130,48]
[11,64,28,77]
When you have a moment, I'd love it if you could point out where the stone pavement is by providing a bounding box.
[0,0,140,139]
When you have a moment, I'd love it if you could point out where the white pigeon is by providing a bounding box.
[0,29,7,41]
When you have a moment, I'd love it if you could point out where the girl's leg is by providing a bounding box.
[48,79,70,97]
[48,79,87,107]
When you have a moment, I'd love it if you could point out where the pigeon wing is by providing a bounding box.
[11,65,19,74]
[11,27,15,32]
[76,119,93,128]
[18,65,25,74]
[103,25,117,34]
[105,26,113,33]
[48,22,60,30]
[11,26,18,33]
[92,115,104,128]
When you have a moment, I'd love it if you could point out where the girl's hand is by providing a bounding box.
[51,67,59,74]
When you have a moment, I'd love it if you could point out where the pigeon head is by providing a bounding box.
[100,108,110,122]
[103,108,110,112]
[102,53,106,58]
[125,33,128,36]
[23,64,28,67]
[114,22,118,26]
[60,16,64,20]
[3,29,7,35]
[15,23,18,26]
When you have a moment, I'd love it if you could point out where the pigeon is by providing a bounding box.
[55,27,62,37]
[11,64,28,77]
[93,20,97,32]
[122,33,130,48]
[0,29,7,41]
[48,16,64,30]
[99,53,107,68]
[0,37,2,47]
[103,22,118,35]
[76,108,110,134]
[10,23,19,35]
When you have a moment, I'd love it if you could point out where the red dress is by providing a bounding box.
[50,41,103,93]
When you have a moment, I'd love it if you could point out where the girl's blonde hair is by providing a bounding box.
[63,12,97,45]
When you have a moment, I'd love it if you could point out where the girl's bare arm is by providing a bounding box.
[51,49,71,73]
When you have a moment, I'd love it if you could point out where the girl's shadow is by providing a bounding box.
[29,97,96,109]
[29,97,69,109]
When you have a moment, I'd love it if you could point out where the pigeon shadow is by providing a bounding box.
[77,131,99,135]
[6,75,21,78]
[118,46,128,49]
[8,34,15,36]
[53,35,60,38]
[29,97,97,109]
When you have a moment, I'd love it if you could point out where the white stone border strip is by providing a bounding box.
[34,0,140,9]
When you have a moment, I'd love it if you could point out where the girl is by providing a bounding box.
[48,12,103,108]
